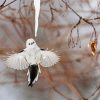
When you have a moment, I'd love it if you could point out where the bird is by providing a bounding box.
[6,38,60,87]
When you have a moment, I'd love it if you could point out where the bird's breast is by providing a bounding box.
[25,50,42,65]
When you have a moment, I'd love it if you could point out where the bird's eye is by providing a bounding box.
[31,42,34,45]
[29,43,31,45]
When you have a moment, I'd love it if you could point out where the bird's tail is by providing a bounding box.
[27,64,39,87]
[28,82,33,87]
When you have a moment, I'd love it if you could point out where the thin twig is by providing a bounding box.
[62,0,97,47]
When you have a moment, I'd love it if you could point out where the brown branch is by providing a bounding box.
[42,67,71,100]
[49,4,55,22]
[0,0,17,10]
[87,85,100,99]
[0,0,6,7]
[62,0,97,47]
[68,18,81,47]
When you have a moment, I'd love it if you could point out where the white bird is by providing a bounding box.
[6,38,60,87]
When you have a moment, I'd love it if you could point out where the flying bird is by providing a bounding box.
[6,38,60,87]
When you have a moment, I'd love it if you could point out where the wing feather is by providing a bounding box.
[6,51,29,70]
[40,51,60,67]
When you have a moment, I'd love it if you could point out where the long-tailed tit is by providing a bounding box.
[6,38,60,87]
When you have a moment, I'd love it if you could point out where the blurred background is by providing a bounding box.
[0,0,100,100]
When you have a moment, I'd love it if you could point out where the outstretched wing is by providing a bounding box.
[6,51,29,70]
[40,50,60,67]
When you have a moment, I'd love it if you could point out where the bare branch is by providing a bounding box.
[62,0,97,47]
[0,0,17,10]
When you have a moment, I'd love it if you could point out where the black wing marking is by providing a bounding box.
[19,50,24,52]
[40,49,45,51]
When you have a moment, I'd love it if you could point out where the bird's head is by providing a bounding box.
[26,38,36,48]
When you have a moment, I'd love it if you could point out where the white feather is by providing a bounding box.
[40,51,60,67]
[27,70,30,82]
[6,52,29,70]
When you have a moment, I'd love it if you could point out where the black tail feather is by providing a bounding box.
[28,64,39,87]
[28,82,33,87]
